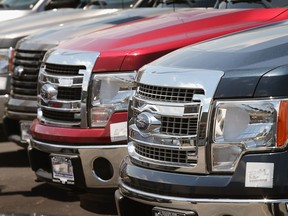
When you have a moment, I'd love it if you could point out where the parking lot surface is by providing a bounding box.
[0,141,117,216]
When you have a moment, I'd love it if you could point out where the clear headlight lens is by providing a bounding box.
[212,100,280,172]
[90,72,136,127]
[0,48,14,74]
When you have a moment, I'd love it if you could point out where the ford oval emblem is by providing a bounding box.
[136,112,150,131]
[14,65,24,78]
[135,112,160,132]
[40,84,58,100]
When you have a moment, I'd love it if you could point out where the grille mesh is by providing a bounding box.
[138,83,204,103]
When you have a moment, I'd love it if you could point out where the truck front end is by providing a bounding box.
[4,47,46,145]
[116,21,288,216]
[29,49,135,192]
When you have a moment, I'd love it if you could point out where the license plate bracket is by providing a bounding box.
[152,207,196,216]
[51,155,75,185]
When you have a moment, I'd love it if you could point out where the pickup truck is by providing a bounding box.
[2,7,175,144]
[116,19,288,216]
[0,7,119,141]
[28,7,288,212]
[1,0,213,143]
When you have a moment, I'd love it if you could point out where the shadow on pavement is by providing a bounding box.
[0,148,30,167]
[0,183,80,202]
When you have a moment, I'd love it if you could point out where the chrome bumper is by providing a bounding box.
[31,138,128,189]
[117,182,288,216]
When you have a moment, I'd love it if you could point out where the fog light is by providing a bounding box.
[93,157,114,181]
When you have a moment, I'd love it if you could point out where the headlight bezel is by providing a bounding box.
[89,71,137,128]
[210,98,286,173]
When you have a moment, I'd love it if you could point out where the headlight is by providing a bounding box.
[0,48,14,74]
[90,71,136,127]
[211,99,285,172]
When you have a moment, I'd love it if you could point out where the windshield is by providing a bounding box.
[0,0,39,9]
[216,0,288,8]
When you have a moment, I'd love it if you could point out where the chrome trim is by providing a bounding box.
[37,49,100,128]
[129,65,224,174]
[38,98,81,112]
[5,97,37,121]
[31,137,125,152]
[118,183,288,216]
[38,73,83,87]
[6,110,36,119]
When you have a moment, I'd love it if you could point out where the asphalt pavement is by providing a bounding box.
[0,141,117,216]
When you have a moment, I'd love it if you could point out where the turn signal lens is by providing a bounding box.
[277,101,288,147]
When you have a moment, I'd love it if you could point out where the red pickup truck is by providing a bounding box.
[28,7,288,212]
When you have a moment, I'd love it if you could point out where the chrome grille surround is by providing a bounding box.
[37,49,100,128]
[128,65,224,173]
[11,49,46,99]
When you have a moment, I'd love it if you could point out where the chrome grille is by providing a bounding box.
[130,84,204,170]
[138,83,204,103]
[37,50,100,128]
[39,62,85,126]
[11,49,46,98]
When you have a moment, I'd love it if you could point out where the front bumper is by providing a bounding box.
[29,137,128,191]
[116,187,288,216]
[3,97,37,146]
[116,153,288,216]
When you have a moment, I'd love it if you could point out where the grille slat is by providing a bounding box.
[138,83,204,103]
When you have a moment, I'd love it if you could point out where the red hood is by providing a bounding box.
[57,8,288,72]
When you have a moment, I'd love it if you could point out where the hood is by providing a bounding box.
[56,8,288,72]
[144,21,288,98]
[0,8,119,47]
[16,8,174,51]
[0,10,33,22]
